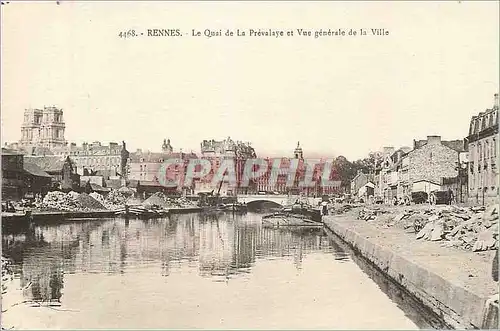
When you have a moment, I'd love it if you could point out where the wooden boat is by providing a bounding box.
[262,212,323,229]
[114,205,169,218]
[216,203,248,213]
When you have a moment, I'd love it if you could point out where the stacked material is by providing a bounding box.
[89,192,105,204]
[142,193,197,209]
[357,207,389,221]
[104,190,130,210]
[379,204,498,252]
[77,193,106,210]
[168,197,197,208]
[1,256,13,295]
[142,192,168,207]
[38,191,105,211]
[330,204,353,215]
[40,191,79,211]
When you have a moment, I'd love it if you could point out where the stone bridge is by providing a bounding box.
[237,195,321,207]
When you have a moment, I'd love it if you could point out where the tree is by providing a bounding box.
[333,156,356,191]
[353,151,384,175]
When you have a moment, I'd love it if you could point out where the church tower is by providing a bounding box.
[162,138,173,154]
[294,141,303,159]
[20,106,66,148]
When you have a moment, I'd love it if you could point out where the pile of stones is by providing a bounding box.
[37,191,105,211]
[383,204,498,252]
[357,206,389,221]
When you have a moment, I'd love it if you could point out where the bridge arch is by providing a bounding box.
[245,199,283,211]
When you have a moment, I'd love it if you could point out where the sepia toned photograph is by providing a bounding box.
[1,1,499,329]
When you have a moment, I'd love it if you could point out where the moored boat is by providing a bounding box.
[216,202,248,213]
[114,205,169,218]
[262,211,323,228]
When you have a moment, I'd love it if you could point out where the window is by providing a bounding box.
[485,141,489,160]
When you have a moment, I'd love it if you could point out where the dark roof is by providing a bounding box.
[138,180,164,187]
[105,179,123,190]
[23,156,66,173]
[413,179,440,185]
[90,183,111,192]
[129,151,198,163]
[1,148,23,156]
[408,138,465,155]
[23,162,53,178]
[93,169,116,178]
[31,146,55,156]
[442,140,466,152]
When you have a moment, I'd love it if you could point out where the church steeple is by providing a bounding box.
[294,141,303,159]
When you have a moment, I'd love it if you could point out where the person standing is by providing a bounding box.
[321,201,328,216]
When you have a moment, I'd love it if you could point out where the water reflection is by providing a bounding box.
[2,213,341,304]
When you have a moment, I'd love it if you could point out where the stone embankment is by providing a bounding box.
[323,204,499,329]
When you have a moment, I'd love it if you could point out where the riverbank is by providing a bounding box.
[323,209,499,329]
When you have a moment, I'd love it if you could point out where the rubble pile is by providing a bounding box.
[166,197,197,209]
[330,204,354,214]
[89,192,105,204]
[357,207,390,221]
[104,190,130,210]
[377,204,499,252]
[1,256,13,295]
[77,193,106,210]
[142,192,168,207]
[142,193,197,209]
[39,191,79,211]
[38,191,105,211]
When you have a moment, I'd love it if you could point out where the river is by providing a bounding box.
[1,212,446,329]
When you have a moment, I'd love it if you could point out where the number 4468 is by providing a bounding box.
[119,30,137,38]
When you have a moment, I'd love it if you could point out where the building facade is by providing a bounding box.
[20,106,66,149]
[1,148,25,200]
[128,139,198,195]
[254,143,340,196]
[23,155,80,192]
[401,136,464,199]
[351,170,374,198]
[374,137,465,203]
[197,137,257,195]
[466,94,499,205]
[378,147,411,203]
[67,141,129,180]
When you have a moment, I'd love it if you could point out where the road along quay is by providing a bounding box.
[322,213,499,329]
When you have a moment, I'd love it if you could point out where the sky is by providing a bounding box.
[1,1,499,160]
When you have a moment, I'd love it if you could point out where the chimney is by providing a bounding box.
[494,93,499,110]
[427,135,441,145]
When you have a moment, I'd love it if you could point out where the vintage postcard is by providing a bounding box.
[1,1,499,329]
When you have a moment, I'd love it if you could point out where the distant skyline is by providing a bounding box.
[1,1,499,160]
